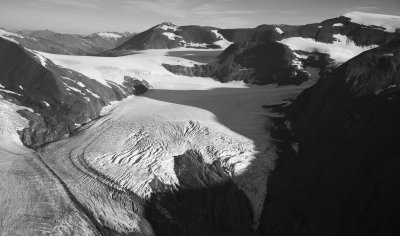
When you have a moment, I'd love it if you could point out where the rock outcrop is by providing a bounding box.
[145,150,256,236]
[163,41,309,85]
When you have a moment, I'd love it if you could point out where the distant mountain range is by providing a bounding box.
[108,11,400,53]
[0,28,134,55]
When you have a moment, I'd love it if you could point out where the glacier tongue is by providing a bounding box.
[12,48,310,231]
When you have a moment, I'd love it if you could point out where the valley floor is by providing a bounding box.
[1,49,313,234]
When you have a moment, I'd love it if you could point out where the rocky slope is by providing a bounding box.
[1,28,133,55]
[258,40,400,235]
[163,41,310,85]
[0,36,148,148]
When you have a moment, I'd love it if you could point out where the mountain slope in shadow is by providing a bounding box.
[259,40,400,236]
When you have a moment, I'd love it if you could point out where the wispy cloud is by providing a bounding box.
[124,0,188,18]
[27,0,102,9]
[124,0,255,22]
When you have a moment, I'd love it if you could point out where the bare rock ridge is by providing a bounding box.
[0,37,149,148]
[259,40,400,235]
[163,41,309,85]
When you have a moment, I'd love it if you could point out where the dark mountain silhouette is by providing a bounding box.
[259,39,400,236]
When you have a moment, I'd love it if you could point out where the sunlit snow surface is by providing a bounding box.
[281,34,378,64]
[97,32,123,39]
[211,30,233,49]
[344,11,400,32]
[0,96,32,154]
[37,49,309,226]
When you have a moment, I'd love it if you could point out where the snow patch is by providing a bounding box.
[280,34,378,64]
[383,53,394,57]
[185,42,208,48]
[333,23,344,27]
[0,99,33,154]
[0,33,19,44]
[344,11,400,32]
[63,82,85,95]
[0,29,24,38]
[98,32,122,39]
[27,49,49,67]
[42,101,50,107]
[211,30,233,49]
[86,89,100,99]
[275,27,284,34]
[0,88,22,96]
[162,32,182,40]
[158,23,178,31]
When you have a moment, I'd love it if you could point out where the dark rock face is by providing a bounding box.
[0,37,144,148]
[219,25,283,43]
[259,41,400,236]
[122,76,150,95]
[8,29,133,55]
[145,150,256,236]
[164,41,309,85]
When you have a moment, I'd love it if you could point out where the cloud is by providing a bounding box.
[29,0,102,9]
[125,0,189,18]
[125,0,254,20]
[202,16,251,28]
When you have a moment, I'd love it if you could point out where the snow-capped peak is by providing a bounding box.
[343,11,400,32]
[157,22,179,31]
[97,32,122,39]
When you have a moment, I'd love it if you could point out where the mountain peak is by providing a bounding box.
[157,22,179,31]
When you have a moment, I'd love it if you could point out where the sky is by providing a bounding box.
[1,0,399,34]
